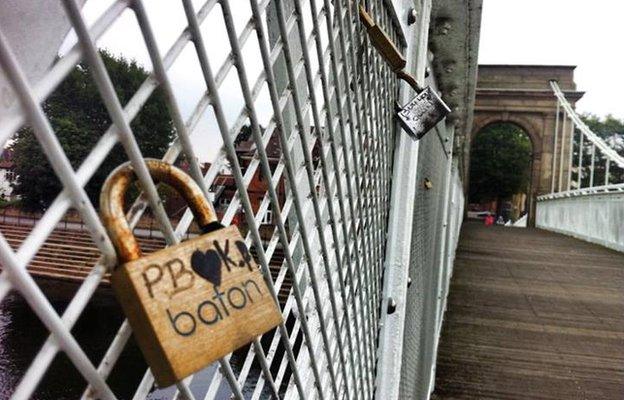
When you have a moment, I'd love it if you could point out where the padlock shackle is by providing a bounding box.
[396,70,423,93]
[100,159,219,263]
[359,4,423,93]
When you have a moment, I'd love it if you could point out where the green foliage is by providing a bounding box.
[580,113,624,184]
[11,50,174,211]
[582,113,624,141]
[0,198,19,208]
[469,123,532,203]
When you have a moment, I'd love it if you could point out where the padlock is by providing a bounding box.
[359,5,450,139]
[100,159,282,387]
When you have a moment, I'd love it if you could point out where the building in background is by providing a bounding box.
[213,127,287,243]
[0,148,17,200]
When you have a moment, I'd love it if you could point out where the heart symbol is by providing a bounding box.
[191,249,222,286]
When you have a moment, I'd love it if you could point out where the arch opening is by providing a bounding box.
[467,122,533,226]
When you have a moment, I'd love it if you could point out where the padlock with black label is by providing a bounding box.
[359,5,450,139]
[100,159,282,387]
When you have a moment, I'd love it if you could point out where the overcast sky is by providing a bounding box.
[478,0,624,119]
[61,0,622,162]
[62,0,265,163]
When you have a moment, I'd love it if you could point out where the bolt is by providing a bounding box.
[387,297,397,314]
[443,61,456,74]
[407,276,412,287]
[436,19,452,35]
[407,8,418,25]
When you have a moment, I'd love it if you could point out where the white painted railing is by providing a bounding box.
[537,191,624,252]
[538,82,623,252]
[548,81,624,194]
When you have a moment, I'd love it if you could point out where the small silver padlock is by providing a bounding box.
[359,5,450,139]
[396,87,450,139]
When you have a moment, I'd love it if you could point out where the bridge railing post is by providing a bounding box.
[558,111,567,192]
[589,143,596,188]
[374,0,432,397]
[578,124,584,189]
[567,116,575,191]
[551,99,560,193]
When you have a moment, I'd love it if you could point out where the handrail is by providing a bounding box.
[538,182,624,201]
[550,81,624,168]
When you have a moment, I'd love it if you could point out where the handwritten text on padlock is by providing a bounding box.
[140,238,267,337]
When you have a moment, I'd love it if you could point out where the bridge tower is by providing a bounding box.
[464,65,584,225]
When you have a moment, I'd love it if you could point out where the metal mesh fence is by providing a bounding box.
[0,0,406,399]
[400,122,449,399]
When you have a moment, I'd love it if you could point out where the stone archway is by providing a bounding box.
[463,65,584,225]
[470,118,538,225]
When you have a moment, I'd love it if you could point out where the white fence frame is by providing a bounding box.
[0,0,413,399]
[538,81,623,253]
[0,0,468,398]
[537,191,624,253]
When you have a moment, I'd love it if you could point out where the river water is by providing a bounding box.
[0,290,261,399]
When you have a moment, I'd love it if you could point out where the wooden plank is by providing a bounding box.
[434,222,624,400]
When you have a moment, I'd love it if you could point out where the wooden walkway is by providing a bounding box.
[434,222,624,399]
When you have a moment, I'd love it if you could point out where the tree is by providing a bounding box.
[582,113,624,143]
[580,114,624,185]
[469,123,532,204]
[11,50,174,211]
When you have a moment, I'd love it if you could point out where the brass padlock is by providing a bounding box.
[100,159,282,387]
[359,5,450,139]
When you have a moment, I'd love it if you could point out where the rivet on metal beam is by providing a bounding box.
[407,276,412,287]
[443,60,456,74]
[407,8,418,25]
[424,178,433,190]
[387,297,397,314]
[436,18,452,35]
